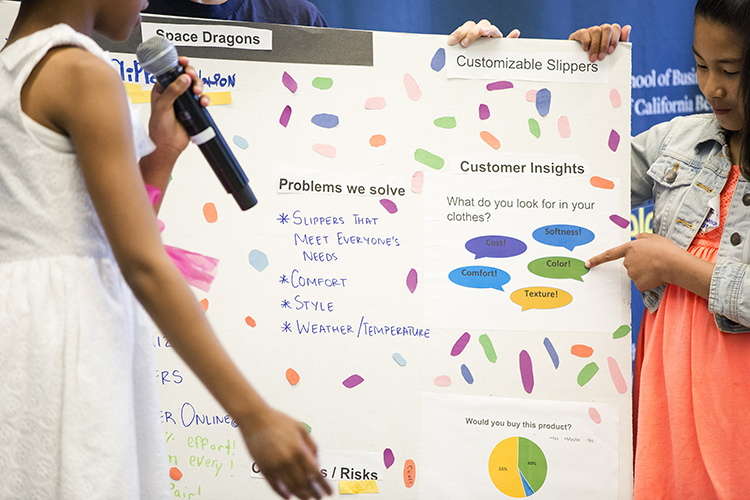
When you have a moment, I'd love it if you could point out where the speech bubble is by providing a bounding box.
[532,225,594,251]
[449,266,510,291]
[465,235,527,259]
[510,287,572,311]
[527,257,590,281]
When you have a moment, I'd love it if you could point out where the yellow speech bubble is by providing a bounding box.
[510,287,572,311]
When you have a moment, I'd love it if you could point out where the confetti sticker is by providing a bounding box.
[369,134,386,147]
[434,375,452,387]
[203,202,218,223]
[480,130,501,150]
[607,356,628,394]
[199,298,209,311]
[613,325,631,339]
[414,148,444,170]
[571,344,594,358]
[279,105,292,127]
[312,143,337,158]
[535,88,551,116]
[282,71,297,93]
[406,268,418,293]
[233,135,249,149]
[380,199,398,214]
[365,97,386,110]
[411,171,424,194]
[610,88,622,108]
[248,250,269,272]
[451,332,471,356]
[461,364,474,385]
[312,76,333,90]
[588,407,602,424]
[610,214,630,228]
[478,104,490,120]
[384,448,395,469]
[431,47,446,72]
[577,362,600,386]
[403,73,422,101]
[525,89,537,102]
[245,316,256,327]
[519,350,534,394]
[403,459,416,488]
[608,129,620,152]
[590,176,615,189]
[286,368,300,386]
[169,467,183,481]
[528,118,541,139]
[487,80,513,91]
[478,334,497,363]
[311,113,339,128]
[434,116,457,129]
[557,116,571,138]
[392,353,407,366]
[543,337,559,369]
[343,374,364,388]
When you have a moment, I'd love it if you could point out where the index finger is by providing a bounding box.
[585,242,628,269]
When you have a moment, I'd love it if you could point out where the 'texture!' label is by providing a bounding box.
[510,287,572,311]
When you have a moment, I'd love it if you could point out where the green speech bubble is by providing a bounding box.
[527,257,589,282]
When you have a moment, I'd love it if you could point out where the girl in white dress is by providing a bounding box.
[0,0,331,499]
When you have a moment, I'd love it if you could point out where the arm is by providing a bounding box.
[31,48,330,500]
[448,19,520,47]
[585,232,714,300]
[568,23,631,62]
[139,57,209,213]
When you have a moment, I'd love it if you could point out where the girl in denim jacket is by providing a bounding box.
[576,1,750,498]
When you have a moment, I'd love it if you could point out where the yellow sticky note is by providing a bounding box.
[123,83,232,107]
[124,82,151,104]
[339,480,379,494]
[204,91,232,106]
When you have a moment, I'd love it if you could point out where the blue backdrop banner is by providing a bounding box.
[312,0,702,136]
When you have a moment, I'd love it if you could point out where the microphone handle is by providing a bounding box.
[156,67,257,210]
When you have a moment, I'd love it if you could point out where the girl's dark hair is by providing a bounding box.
[695,0,750,176]
[695,0,750,30]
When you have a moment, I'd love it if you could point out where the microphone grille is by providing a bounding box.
[136,36,178,76]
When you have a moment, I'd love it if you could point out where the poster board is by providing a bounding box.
[0,4,633,498]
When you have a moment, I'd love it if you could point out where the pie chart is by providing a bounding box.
[488,437,547,497]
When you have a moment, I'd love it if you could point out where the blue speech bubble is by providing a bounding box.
[465,235,527,259]
[449,266,511,291]
[532,225,594,251]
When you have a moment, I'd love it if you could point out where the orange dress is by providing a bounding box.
[634,165,750,499]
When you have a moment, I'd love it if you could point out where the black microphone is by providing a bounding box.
[136,36,257,210]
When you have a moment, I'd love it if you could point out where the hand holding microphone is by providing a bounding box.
[137,36,257,210]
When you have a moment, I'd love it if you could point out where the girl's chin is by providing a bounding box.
[714,113,741,132]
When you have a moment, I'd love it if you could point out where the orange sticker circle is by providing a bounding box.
[403,459,416,488]
[203,202,218,223]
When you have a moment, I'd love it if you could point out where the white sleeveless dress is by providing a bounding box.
[0,25,168,499]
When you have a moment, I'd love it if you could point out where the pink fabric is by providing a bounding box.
[634,166,750,500]
[144,184,218,292]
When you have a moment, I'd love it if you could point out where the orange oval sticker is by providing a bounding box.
[403,459,416,488]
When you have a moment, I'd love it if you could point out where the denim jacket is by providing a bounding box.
[632,113,750,333]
